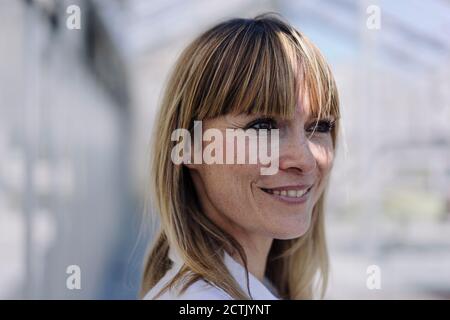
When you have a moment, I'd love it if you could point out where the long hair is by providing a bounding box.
[140,13,340,300]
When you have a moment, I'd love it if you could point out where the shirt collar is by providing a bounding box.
[168,246,280,300]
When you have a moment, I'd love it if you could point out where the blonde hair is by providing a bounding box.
[140,13,340,300]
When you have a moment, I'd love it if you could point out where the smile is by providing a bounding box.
[260,185,313,203]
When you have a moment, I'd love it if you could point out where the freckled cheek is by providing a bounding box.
[202,164,259,220]
[223,135,262,174]
[317,149,334,173]
[202,150,259,196]
[310,141,334,183]
[199,128,266,195]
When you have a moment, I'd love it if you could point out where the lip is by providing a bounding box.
[263,184,313,191]
[259,184,313,204]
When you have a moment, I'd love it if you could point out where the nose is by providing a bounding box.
[278,131,317,175]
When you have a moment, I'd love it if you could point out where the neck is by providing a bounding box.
[230,234,273,282]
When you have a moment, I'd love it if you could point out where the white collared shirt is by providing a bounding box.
[143,247,280,300]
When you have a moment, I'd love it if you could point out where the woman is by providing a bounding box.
[141,13,340,300]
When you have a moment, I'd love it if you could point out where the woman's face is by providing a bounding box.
[188,95,335,241]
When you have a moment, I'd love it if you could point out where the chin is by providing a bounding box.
[266,217,312,240]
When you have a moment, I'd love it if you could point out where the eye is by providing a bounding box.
[306,119,335,134]
[245,117,278,131]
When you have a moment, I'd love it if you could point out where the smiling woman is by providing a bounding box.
[141,13,340,300]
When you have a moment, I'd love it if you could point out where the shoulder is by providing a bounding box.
[142,270,231,300]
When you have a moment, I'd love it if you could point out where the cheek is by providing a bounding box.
[196,123,262,218]
[309,138,334,191]
[316,146,334,173]
[198,162,260,211]
[309,135,334,170]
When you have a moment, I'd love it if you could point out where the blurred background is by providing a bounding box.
[0,0,449,299]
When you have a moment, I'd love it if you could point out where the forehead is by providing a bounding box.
[294,83,335,121]
[292,86,320,123]
[296,91,311,117]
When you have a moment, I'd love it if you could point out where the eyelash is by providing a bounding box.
[245,117,335,134]
[306,119,335,134]
[244,117,278,131]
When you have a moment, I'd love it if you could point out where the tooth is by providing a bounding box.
[280,190,287,196]
[287,190,296,197]
[296,190,302,197]
[273,190,280,195]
